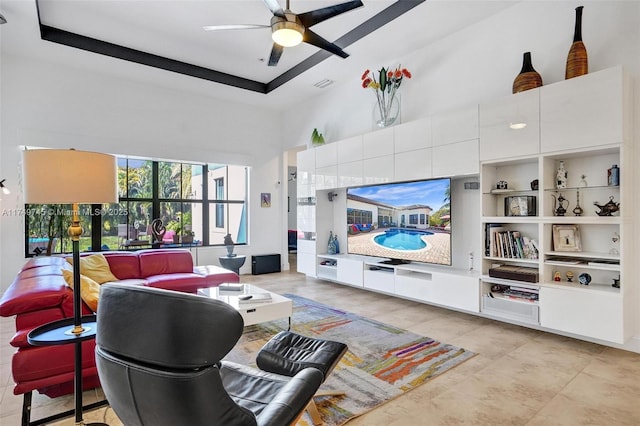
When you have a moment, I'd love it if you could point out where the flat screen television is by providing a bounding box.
[346,178,451,266]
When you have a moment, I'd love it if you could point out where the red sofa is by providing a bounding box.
[0,249,238,421]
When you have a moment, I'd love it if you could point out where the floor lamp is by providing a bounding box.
[23,148,117,426]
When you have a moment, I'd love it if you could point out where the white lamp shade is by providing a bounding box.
[22,149,118,204]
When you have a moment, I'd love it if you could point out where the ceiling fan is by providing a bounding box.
[203,0,364,66]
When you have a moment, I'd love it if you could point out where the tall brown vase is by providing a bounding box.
[512,52,543,94]
[565,5,588,79]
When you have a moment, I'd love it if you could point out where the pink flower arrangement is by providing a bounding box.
[361,66,411,126]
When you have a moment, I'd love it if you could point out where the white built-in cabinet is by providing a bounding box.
[297,65,636,349]
[479,89,540,161]
[479,66,634,345]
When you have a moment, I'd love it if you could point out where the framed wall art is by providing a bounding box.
[552,224,582,252]
[261,192,271,208]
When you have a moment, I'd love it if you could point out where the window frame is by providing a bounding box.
[24,158,249,256]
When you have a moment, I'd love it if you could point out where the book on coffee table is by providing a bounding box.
[218,283,244,292]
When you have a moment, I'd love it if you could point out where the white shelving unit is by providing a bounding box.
[479,66,634,344]
[298,65,636,349]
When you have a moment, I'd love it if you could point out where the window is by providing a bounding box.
[346,208,372,225]
[409,214,418,225]
[420,214,426,225]
[208,164,247,245]
[25,157,249,255]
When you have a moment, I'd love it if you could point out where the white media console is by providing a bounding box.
[318,253,481,313]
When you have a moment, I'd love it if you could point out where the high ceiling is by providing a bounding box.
[0,0,519,110]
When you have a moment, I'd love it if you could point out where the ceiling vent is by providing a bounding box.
[313,79,334,89]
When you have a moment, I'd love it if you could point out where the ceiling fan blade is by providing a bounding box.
[268,43,284,66]
[203,24,269,31]
[298,0,363,28]
[303,29,348,58]
[263,0,285,17]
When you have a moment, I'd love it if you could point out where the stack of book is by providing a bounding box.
[502,286,539,302]
[486,225,538,260]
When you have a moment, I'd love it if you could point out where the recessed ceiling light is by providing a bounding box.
[509,122,527,130]
[313,79,334,89]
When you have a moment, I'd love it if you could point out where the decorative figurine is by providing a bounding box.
[578,273,591,285]
[609,231,620,255]
[573,174,587,216]
[566,271,574,282]
[573,189,583,216]
[151,218,166,243]
[594,196,620,216]
[553,271,562,281]
[224,233,236,257]
[530,179,539,190]
[552,193,569,216]
[556,161,568,189]
[496,180,508,190]
[612,277,620,288]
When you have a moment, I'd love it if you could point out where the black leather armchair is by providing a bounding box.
[95,283,323,426]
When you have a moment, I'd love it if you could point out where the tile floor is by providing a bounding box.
[2,256,640,425]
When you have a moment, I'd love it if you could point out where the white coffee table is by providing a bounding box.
[198,284,293,327]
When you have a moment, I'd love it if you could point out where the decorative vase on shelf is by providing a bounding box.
[565,5,588,79]
[512,52,543,94]
[556,160,568,189]
[327,231,337,255]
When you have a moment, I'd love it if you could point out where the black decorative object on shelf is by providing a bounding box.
[552,193,569,216]
[594,196,620,216]
[578,272,591,286]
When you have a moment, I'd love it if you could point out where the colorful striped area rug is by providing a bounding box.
[225,294,476,426]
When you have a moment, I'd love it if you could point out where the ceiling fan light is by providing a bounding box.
[272,20,304,47]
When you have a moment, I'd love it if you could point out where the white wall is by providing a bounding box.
[0,54,285,289]
[281,1,640,149]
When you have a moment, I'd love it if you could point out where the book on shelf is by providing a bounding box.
[546,257,582,265]
[237,292,272,304]
[504,294,538,303]
[509,286,539,294]
[486,224,538,260]
[587,260,620,267]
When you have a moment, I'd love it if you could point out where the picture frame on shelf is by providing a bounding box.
[505,195,536,216]
[552,224,582,252]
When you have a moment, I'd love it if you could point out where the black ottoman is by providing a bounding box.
[257,331,348,425]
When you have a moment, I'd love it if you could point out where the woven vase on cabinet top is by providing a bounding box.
[512,51,543,94]
[565,5,588,79]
